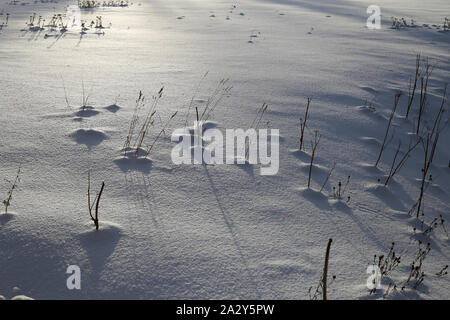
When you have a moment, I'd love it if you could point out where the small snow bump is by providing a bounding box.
[11,295,34,300]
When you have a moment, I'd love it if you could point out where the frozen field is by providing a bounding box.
[0,0,449,299]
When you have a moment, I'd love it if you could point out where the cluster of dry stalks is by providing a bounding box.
[372,55,447,220]
[78,0,129,8]
[368,56,448,297]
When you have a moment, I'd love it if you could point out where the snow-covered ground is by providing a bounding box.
[0,0,449,299]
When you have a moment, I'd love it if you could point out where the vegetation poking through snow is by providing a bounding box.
[307,130,320,189]
[371,212,449,298]
[0,12,9,31]
[369,243,401,295]
[23,11,111,38]
[308,239,335,300]
[416,59,432,135]
[436,265,448,277]
[384,138,420,187]
[369,240,434,297]
[133,87,164,156]
[196,78,232,123]
[409,84,446,218]
[249,102,268,130]
[245,102,268,161]
[2,167,21,214]
[184,77,232,126]
[412,211,449,241]
[443,17,450,31]
[122,88,169,158]
[375,92,402,167]
[419,217,440,237]
[78,0,130,9]
[1,0,450,302]
[405,54,420,119]
[61,77,71,110]
[391,17,416,29]
[87,171,105,230]
[404,241,431,290]
[81,80,91,110]
[299,97,311,152]
[184,72,209,127]
[332,175,351,202]
[146,110,178,157]
[123,90,145,155]
[319,161,335,193]
[438,214,449,240]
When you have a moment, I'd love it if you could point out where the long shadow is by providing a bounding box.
[235,162,255,178]
[339,203,387,251]
[329,199,352,214]
[69,129,108,149]
[74,108,100,118]
[123,170,158,227]
[290,149,311,162]
[298,163,330,188]
[367,184,407,211]
[20,29,29,37]
[0,213,15,227]
[406,218,450,259]
[104,104,121,113]
[203,166,262,299]
[428,183,450,205]
[76,32,85,47]
[114,156,153,174]
[46,30,66,49]
[0,230,73,299]
[384,178,414,205]
[300,188,331,211]
[77,224,122,296]
[28,29,43,41]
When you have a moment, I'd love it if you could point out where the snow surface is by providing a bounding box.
[0,0,449,299]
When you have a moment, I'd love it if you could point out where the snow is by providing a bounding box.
[11,295,34,300]
[0,0,449,299]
